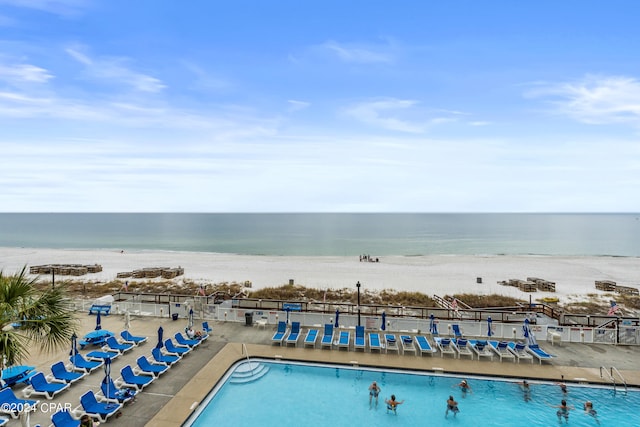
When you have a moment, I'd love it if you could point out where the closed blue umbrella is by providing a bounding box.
[487,317,493,337]
[334,309,340,328]
[70,333,78,359]
[95,309,102,330]
[285,307,291,324]
[188,308,194,329]
[381,312,386,331]
[103,356,111,402]
[429,314,438,335]
[156,326,164,349]
[523,318,537,346]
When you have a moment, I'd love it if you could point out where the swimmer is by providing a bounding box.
[549,399,574,423]
[385,394,404,414]
[519,380,531,402]
[445,395,459,418]
[556,375,568,394]
[584,401,600,425]
[368,381,381,407]
[455,379,472,394]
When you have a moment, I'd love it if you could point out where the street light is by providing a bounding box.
[356,281,361,327]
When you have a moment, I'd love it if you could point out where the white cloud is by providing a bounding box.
[320,40,392,63]
[287,99,310,112]
[66,47,166,93]
[0,0,87,16]
[525,75,640,125]
[343,98,457,133]
[0,63,53,83]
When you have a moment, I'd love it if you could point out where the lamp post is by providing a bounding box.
[356,281,361,327]
[52,269,55,289]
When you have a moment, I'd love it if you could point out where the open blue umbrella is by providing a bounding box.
[188,308,194,329]
[334,309,340,328]
[381,312,386,331]
[95,309,102,330]
[429,314,438,335]
[156,326,164,349]
[487,317,493,337]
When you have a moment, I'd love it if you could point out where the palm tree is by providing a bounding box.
[0,266,78,369]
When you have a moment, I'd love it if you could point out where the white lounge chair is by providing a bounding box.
[508,342,534,364]
[271,321,287,345]
[368,332,384,353]
[434,337,457,358]
[453,338,473,360]
[354,326,366,351]
[400,335,416,356]
[414,335,436,356]
[384,334,399,354]
[527,344,555,364]
[488,341,516,363]
[468,340,494,361]
[321,324,334,349]
[337,330,351,351]
[22,372,70,400]
[285,322,301,346]
[303,328,319,348]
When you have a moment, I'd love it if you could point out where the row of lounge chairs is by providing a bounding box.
[270,322,554,364]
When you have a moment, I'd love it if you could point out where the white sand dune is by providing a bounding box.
[1,247,637,304]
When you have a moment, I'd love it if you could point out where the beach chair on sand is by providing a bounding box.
[304,329,319,348]
[488,341,516,363]
[508,342,534,364]
[354,326,366,351]
[453,338,474,360]
[321,324,334,349]
[368,332,383,353]
[384,334,399,354]
[434,337,457,359]
[414,335,436,356]
[469,340,493,361]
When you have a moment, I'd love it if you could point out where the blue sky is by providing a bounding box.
[1,1,639,212]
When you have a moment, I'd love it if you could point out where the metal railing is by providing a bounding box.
[600,366,628,393]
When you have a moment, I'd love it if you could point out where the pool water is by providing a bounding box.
[187,360,638,427]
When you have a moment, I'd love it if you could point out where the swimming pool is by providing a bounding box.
[186,360,638,426]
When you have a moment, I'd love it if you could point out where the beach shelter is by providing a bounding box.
[523,319,537,346]
[429,314,438,335]
[156,326,164,349]
[381,312,386,331]
[124,310,131,331]
[95,309,102,330]
[334,310,340,328]
[188,308,194,330]
[487,317,493,337]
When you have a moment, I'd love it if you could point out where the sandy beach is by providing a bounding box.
[0,247,637,304]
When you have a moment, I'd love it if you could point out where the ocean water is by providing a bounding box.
[0,213,638,257]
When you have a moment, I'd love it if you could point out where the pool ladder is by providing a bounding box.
[600,366,627,394]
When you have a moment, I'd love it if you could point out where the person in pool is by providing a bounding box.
[445,395,459,418]
[584,401,600,424]
[550,399,574,423]
[385,394,404,414]
[368,381,381,407]
[519,380,531,402]
[455,379,472,395]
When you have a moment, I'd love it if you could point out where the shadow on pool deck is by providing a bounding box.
[18,315,640,427]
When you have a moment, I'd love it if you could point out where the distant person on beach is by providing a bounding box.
[385,394,404,414]
[368,381,381,407]
[445,395,459,418]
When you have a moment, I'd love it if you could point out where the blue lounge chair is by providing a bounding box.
[136,356,168,378]
[508,342,534,363]
[202,321,212,334]
[488,341,516,363]
[78,390,122,423]
[23,372,70,399]
[118,365,154,391]
[454,338,474,360]
[104,336,134,354]
[164,339,191,356]
[120,330,148,345]
[384,334,399,353]
[98,376,136,404]
[175,332,201,348]
[368,332,383,352]
[321,324,334,348]
[452,324,463,338]
[527,344,555,364]
[303,329,319,348]
[468,339,494,360]
[51,409,80,427]
[354,326,366,351]
[434,337,457,358]
[69,354,103,373]
[337,330,350,350]
[152,348,180,366]
[271,321,287,345]
[285,322,301,346]
[400,335,416,355]
[51,361,86,384]
[414,335,436,356]
[0,388,39,419]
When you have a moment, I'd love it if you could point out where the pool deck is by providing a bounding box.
[16,314,640,427]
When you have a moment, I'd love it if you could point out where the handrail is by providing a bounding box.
[241,343,255,376]
[600,366,628,393]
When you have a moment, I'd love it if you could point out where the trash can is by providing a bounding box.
[245,312,253,326]
[172,313,179,321]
